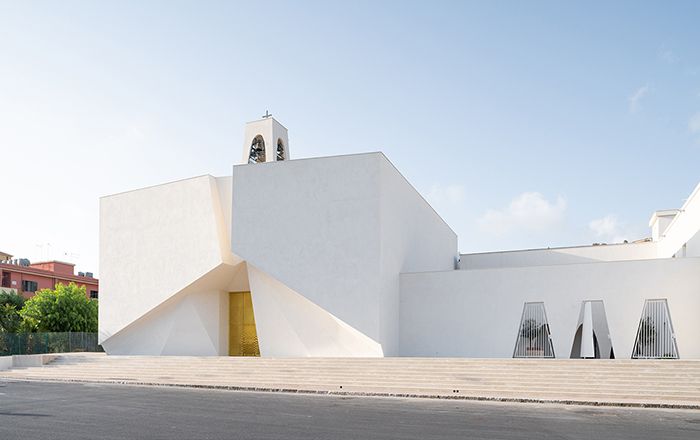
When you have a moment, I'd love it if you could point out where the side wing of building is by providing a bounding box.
[401,257,700,358]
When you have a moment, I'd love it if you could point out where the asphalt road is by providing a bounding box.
[1,381,700,440]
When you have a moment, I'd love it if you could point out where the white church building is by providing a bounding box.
[99,116,700,359]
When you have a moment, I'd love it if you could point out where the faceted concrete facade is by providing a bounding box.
[99,151,457,356]
[100,118,700,359]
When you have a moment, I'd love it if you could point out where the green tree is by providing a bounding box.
[20,282,98,332]
[0,290,25,333]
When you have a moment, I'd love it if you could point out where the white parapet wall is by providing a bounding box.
[0,356,12,370]
[0,354,58,370]
[400,257,700,359]
[460,241,658,270]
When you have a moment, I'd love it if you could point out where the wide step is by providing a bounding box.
[3,353,700,408]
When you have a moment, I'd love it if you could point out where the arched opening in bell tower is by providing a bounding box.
[276,139,285,161]
[248,135,266,163]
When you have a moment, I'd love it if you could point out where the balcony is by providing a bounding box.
[0,286,18,295]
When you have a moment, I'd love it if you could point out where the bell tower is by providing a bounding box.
[242,111,289,164]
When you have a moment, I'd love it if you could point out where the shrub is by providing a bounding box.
[20,282,98,332]
[0,290,25,333]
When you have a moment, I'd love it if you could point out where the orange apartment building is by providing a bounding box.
[0,251,98,300]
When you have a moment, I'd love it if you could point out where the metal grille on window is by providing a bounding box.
[632,299,679,359]
[513,302,555,358]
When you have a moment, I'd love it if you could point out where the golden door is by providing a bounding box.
[228,291,260,356]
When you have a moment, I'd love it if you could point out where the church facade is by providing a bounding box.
[99,117,700,359]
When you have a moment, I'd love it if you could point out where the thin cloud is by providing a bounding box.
[478,192,566,236]
[425,183,466,206]
[589,215,620,240]
[424,183,468,229]
[628,85,649,113]
[659,49,679,64]
[589,214,641,243]
[689,112,700,134]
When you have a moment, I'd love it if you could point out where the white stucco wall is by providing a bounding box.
[232,153,457,356]
[99,175,243,353]
[460,241,658,270]
[0,356,12,370]
[658,183,700,258]
[400,257,700,359]
[100,289,228,356]
[378,158,457,354]
[232,154,383,350]
[650,210,678,242]
[248,264,383,356]
[685,229,700,258]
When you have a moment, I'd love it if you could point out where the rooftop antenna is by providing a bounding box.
[36,242,52,261]
[63,251,80,261]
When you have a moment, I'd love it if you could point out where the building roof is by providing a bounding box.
[29,260,76,267]
[0,262,98,284]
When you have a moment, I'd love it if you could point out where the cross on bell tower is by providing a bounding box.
[241,112,289,164]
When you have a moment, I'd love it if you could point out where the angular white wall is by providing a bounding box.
[100,289,228,356]
[248,264,383,356]
[99,175,243,354]
[378,157,458,354]
[232,153,457,356]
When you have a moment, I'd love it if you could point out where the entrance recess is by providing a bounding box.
[570,300,615,359]
[229,291,260,356]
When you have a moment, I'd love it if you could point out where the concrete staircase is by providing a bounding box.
[2,353,700,408]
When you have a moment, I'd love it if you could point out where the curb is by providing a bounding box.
[3,376,699,410]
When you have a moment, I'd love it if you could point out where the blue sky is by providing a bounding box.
[1,1,699,274]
